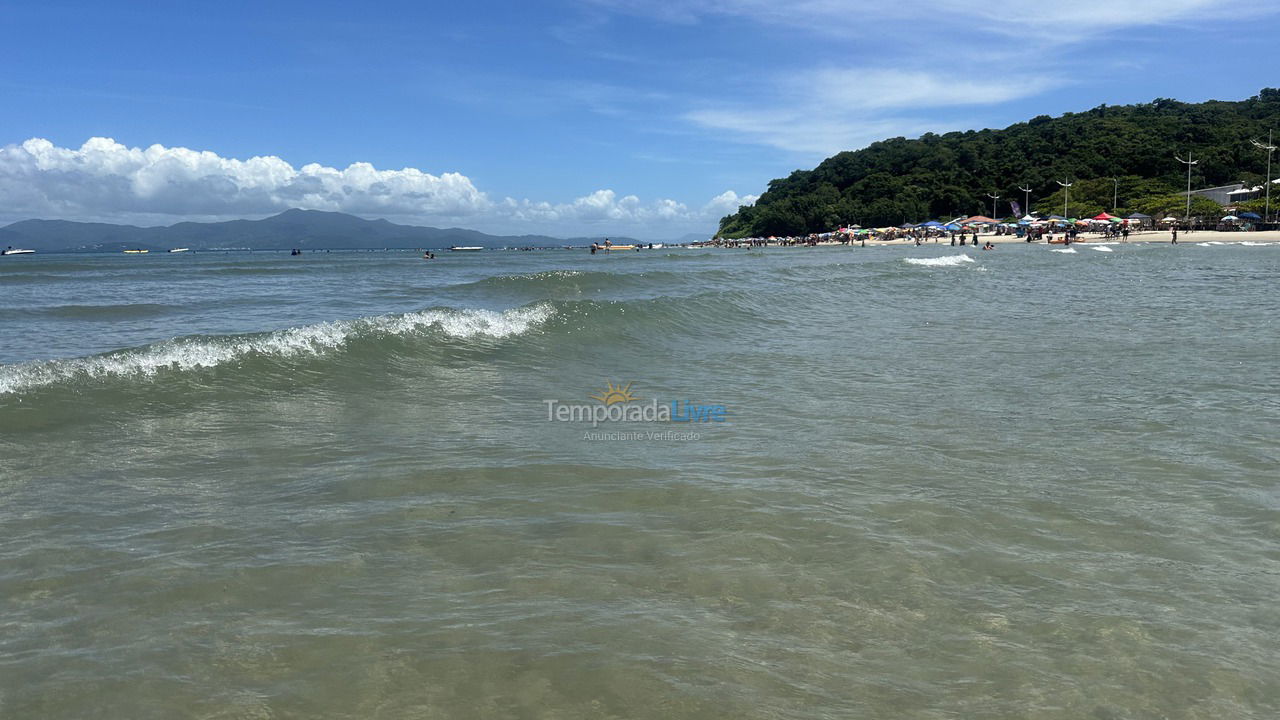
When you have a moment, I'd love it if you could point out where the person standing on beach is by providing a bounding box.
[1172,225,1178,244]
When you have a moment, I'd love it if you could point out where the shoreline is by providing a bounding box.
[710,229,1280,248]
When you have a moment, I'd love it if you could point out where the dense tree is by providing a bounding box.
[718,89,1280,236]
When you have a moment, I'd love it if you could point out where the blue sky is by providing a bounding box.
[1,0,1276,238]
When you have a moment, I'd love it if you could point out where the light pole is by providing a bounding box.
[1017,185,1032,217]
[1056,179,1073,218]
[1176,152,1197,228]
[1110,178,1119,214]
[1252,130,1275,223]
[986,192,1000,220]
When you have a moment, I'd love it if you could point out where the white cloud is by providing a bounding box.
[685,68,1051,155]
[0,137,745,236]
[500,188,755,228]
[582,0,1274,156]
[3,137,488,218]
[587,0,1256,40]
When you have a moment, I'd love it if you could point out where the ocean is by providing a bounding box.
[2,243,1278,718]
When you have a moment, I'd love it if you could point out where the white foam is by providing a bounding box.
[903,254,975,267]
[0,304,554,396]
[1091,246,1114,252]
[1236,241,1272,246]
[1050,248,1078,254]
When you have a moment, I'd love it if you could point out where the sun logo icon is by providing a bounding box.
[590,381,638,406]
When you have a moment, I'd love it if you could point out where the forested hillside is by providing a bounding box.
[718,89,1280,236]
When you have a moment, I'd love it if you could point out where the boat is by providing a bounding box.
[123,249,149,254]
[604,244,636,251]
[2,248,35,255]
[449,246,484,251]
[168,247,190,253]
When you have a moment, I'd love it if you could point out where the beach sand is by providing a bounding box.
[830,229,1280,246]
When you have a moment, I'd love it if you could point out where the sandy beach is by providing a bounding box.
[802,229,1280,247]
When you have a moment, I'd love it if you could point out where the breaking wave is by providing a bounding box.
[903,255,976,267]
[0,304,554,396]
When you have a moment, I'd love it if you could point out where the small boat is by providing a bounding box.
[168,247,190,253]
[604,244,636,251]
[124,249,149,254]
[2,247,35,255]
[449,246,484,251]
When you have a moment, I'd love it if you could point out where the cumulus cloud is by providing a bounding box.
[1,137,488,219]
[0,137,747,235]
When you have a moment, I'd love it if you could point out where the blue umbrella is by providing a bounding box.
[1239,211,1261,219]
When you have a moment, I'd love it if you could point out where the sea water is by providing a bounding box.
[1,243,1277,718]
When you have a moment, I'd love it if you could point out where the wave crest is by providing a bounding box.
[0,304,553,396]
[903,255,975,267]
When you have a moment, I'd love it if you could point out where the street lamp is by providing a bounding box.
[1017,185,1032,217]
[1175,152,1197,228]
[1251,131,1275,223]
[1110,178,1119,214]
[1056,179,1073,218]
[986,192,1000,220]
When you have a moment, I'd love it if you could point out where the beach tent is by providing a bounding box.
[919,220,944,228]
[961,215,997,224]
[1092,212,1116,221]
[1021,214,1037,222]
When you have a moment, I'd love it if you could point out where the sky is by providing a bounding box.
[1,0,1277,239]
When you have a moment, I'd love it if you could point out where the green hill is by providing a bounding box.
[717,88,1280,236]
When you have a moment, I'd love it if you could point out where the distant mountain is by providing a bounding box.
[0,209,649,253]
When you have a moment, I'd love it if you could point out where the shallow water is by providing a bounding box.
[2,243,1278,718]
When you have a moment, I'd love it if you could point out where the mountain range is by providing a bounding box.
[0,209,705,253]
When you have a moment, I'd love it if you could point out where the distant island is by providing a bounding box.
[0,209,707,253]
[718,88,1280,237]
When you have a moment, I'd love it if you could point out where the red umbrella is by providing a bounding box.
[1092,212,1116,221]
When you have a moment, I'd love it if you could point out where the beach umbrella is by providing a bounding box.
[1161,216,1178,222]
[1221,215,1239,221]
[1092,212,1116,221]
[1239,212,1261,219]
